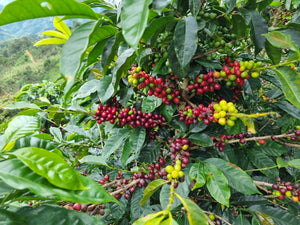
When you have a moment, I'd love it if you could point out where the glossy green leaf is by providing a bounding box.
[232,14,247,37]
[16,205,104,225]
[143,16,177,42]
[234,213,251,225]
[101,32,124,74]
[276,157,289,168]
[4,101,41,110]
[138,141,161,163]
[131,187,150,222]
[274,101,300,120]
[88,25,118,46]
[0,159,117,204]
[206,158,259,195]
[4,116,40,147]
[112,48,136,90]
[41,30,68,40]
[152,0,172,12]
[133,211,165,225]
[79,155,107,165]
[265,40,282,64]
[53,16,71,37]
[12,147,86,190]
[253,141,287,156]
[249,10,268,54]
[102,128,132,160]
[49,127,63,142]
[140,179,169,206]
[0,0,98,26]
[249,205,300,225]
[189,0,201,16]
[0,209,28,225]
[142,95,162,113]
[34,38,67,46]
[60,21,97,78]
[188,133,213,146]
[97,76,115,104]
[160,217,179,225]
[122,127,146,166]
[248,149,279,178]
[175,193,208,225]
[288,159,300,168]
[87,39,108,66]
[174,16,198,68]
[263,31,299,52]
[161,104,177,122]
[204,162,231,207]
[74,79,102,99]
[189,163,206,190]
[225,0,237,13]
[13,136,57,152]
[274,67,300,109]
[121,0,152,48]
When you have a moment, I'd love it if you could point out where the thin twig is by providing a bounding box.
[110,179,141,196]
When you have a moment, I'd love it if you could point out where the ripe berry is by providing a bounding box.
[73,203,82,211]
[258,139,266,145]
[99,179,105,184]
[104,174,110,181]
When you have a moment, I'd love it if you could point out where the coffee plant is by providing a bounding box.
[1,0,300,224]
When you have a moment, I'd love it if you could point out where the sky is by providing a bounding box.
[0,0,12,6]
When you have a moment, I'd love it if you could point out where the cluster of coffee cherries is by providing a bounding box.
[179,103,217,125]
[94,103,166,130]
[213,100,238,126]
[63,203,106,216]
[188,71,221,95]
[165,160,185,181]
[168,137,192,168]
[128,66,181,105]
[272,177,300,202]
[213,132,252,152]
[220,57,262,87]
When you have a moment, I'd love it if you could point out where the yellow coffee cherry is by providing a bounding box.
[172,171,179,179]
[213,113,220,119]
[178,171,184,178]
[165,165,173,174]
[227,119,235,127]
[219,111,227,118]
[218,118,227,125]
[167,174,172,181]
[174,164,181,171]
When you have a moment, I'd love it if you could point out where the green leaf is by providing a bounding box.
[248,148,279,178]
[265,40,282,64]
[4,102,41,110]
[143,16,177,42]
[276,157,289,168]
[112,48,136,90]
[49,127,63,142]
[4,116,40,147]
[152,0,172,12]
[273,67,300,109]
[249,205,300,225]
[79,155,107,165]
[131,187,150,222]
[97,76,115,104]
[274,101,300,120]
[0,0,98,26]
[204,162,231,207]
[0,209,28,225]
[133,211,165,225]
[288,159,300,168]
[102,128,132,160]
[174,193,208,225]
[60,21,97,78]
[101,32,124,74]
[122,127,146,166]
[161,104,177,122]
[74,79,102,99]
[234,213,251,225]
[174,16,198,68]
[41,30,68,40]
[138,141,161,163]
[0,158,117,204]
[161,217,179,225]
[189,0,201,16]
[189,163,206,190]
[12,147,86,190]
[16,205,104,225]
[188,133,213,146]
[254,141,287,156]
[190,122,207,133]
[88,25,118,46]
[34,38,67,46]
[206,158,259,195]
[121,0,153,48]
[255,212,274,225]
[232,14,247,38]
[225,0,237,13]
[263,31,299,52]
[140,179,168,206]
[249,10,268,54]
[53,16,71,37]
[142,95,162,113]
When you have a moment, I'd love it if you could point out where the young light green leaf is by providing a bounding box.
[276,157,289,168]
[0,158,117,204]
[0,0,98,26]
[174,193,208,225]
[12,147,86,190]
[4,116,40,147]
[204,162,231,207]
[132,211,165,225]
[288,159,300,168]
[206,158,259,195]
[274,67,300,109]
[121,0,153,48]
[34,38,67,46]
[79,155,107,166]
[53,16,71,37]
[174,16,198,68]
[4,101,41,110]
[140,179,169,206]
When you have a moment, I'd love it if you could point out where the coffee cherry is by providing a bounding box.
[209,214,215,220]
[99,179,105,184]
[258,139,266,145]
[104,174,110,181]
[73,203,82,211]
